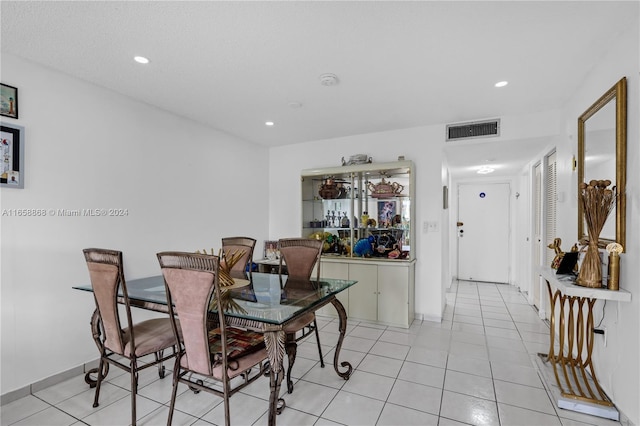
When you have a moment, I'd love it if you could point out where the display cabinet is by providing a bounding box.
[301,160,415,261]
[302,160,416,328]
[315,257,415,328]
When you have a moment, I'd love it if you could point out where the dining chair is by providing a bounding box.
[277,238,324,394]
[157,251,268,426]
[221,236,256,279]
[82,248,179,426]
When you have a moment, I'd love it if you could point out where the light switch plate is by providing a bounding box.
[423,221,439,232]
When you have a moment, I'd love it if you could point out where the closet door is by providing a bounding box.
[542,151,557,319]
[545,151,558,266]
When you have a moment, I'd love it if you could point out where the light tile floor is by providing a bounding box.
[1,280,624,426]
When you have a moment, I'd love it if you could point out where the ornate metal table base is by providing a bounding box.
[330,297,353,379]
[263,296,353,425]
[540,280,616,418]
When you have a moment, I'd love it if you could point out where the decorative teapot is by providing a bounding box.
[319,177,350,199]
[368,178,404,198]
[319,179,339,199]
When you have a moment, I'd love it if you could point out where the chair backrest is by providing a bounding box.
[83,248,133,355]
[278,238,323,280]
[157,251,223,376]
[221,237,256,279]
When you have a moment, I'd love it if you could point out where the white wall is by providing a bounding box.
[268,126,445,321]
[0,54,270,394]
[553,17,639,425]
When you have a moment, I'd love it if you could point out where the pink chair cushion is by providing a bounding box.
[180,347,267,380]
[118,318,178,358]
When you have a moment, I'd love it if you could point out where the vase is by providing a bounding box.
[576,180,616,288]
[576,241,602,288]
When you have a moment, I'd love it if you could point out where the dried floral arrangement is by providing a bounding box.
[576,180,617,287]
[196,248,247,313]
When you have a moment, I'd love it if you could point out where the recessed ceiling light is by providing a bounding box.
[134,56,150,64]
[494,81,508,88]
[265,121,275,126]
[477,166,495,174]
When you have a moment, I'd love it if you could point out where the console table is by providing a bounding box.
[538,266,631,420]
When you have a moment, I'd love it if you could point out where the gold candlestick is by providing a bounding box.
[606,243,623,291]
[607,253,619,290]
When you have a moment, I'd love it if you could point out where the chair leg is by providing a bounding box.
[130,362,138,426]
[92,358,105,408]
[167,358,180,426]
[155,350,166,378]
[313,319,325,368]
[285,336,297,394]
[223,389,231,426]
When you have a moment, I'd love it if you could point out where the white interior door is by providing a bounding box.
[540,151,557,318]
[457,182,510,283]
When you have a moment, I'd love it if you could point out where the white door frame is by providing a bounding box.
[530,160,543,309]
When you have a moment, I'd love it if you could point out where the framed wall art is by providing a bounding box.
[263,240,280,260]
[1,123,25,188]
[1,83,19,119]
[377,200,397,227]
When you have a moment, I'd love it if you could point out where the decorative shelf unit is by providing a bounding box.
[301,160,416,328]
[301,160,415,260]
[538,266,631,420]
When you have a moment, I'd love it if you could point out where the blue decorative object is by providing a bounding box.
[353,237,374,257]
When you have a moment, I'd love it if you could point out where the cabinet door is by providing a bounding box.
[377,265,409,327]
[317,262,349,318]
[348,263,378,322]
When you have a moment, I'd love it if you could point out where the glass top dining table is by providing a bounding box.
[73,272,357,425]
[75,272,356,325]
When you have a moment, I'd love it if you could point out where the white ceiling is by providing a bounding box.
[1,1,637,178]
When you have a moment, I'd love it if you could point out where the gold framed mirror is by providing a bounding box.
[577,77,626,250]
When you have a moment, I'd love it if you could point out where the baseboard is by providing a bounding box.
[417,312,442,323]
[0,385,31,406]
[1,359,99,406]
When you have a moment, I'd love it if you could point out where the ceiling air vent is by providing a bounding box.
[446,119,500,141]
